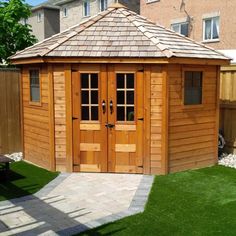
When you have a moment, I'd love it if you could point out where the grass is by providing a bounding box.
[0,161,59,201]
[79,165,236,236]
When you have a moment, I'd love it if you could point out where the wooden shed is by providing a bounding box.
[10,4,229,175]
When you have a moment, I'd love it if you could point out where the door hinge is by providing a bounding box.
[138,165,143,168]
[73,164,80,166]
[138,69,144,72]
[72,117,78,120]
[138,118,144,121]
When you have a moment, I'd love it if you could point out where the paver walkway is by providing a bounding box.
[0,173,154,236]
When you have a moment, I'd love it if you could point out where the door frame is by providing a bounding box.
[67,63,151,174]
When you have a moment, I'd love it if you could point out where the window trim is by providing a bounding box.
[83,0,90,17]
[182,67,205,109]
[202,16,220,43]
[28,68,42,107]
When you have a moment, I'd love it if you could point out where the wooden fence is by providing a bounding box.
[220,65,236,153]
[0,68,21,154]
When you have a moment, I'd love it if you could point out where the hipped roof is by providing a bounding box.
[10,4,229,61]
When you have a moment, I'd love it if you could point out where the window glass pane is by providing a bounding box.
[117,91,124,104]
[82,106,89,120]
[184,71,202,105]
[212,17,219,39]
[204,19,212,40]
[127,107,134,121]
[127,91,134,104]
[91,106,98,120]
[30,70,40,102]
[181,23,189,36]
[172,24,180,33]
[91,73,98,88]
[117,106,125,121]
[81,73,89,88]
[91,91,98,104]
[126,74,134,88]
[81,91,89,104]
[117,73,125,88]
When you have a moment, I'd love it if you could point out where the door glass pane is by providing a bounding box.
[117,91,124,104]
[117,73,125,88]
[127,107,134,121]
[91,106,98,120]
[91,90,98,104]
[117,106,125,121]
[126,74,134,88]
[81,73,89,88]
[81,91,89,104]
[127,91,134,104]
[82,106,89,120]
[91,73,98,88]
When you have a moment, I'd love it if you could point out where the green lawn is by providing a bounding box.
[0,161,59,201]
[80,165,236,236]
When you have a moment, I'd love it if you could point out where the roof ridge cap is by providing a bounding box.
[43,8,115,56]
[122,10,172,58]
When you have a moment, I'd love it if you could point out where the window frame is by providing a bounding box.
[171,22,189,37]
[37,11,42,23]
[182,68,205,109]
[100,0,108,12]
[28,68,42,106]
[203,16,220,42]
[62,7,68,17]
[83,0,90,17]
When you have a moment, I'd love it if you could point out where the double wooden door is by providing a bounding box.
[72,64,144,173]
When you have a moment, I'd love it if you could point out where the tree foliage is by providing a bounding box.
[0,0,37,64]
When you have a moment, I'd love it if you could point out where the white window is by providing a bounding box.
[171,22,189,37]
[100,0,108,11]
[37,12,42,22]
[203,17,219,41]
[83,0,90,17]
[63,7,68,17]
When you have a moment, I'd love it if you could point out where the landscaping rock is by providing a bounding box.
[219,154,236,169]
[5,152,22,162]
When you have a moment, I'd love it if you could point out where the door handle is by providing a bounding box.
[109,100,113,114]
[102,100,106,114]
[105,123,115,128]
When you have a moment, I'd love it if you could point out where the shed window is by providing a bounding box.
[171,22,189,37]
[83,0,90,17]
[184,71,202,105]
[29,70,40,103]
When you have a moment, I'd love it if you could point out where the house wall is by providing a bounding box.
[44,9,60,39]
[28,10,45,41]
[140,0,236,50]
[21,65,51,169]
[167,64,219,173]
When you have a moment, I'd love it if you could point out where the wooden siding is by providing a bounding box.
[220,66,236,153]
[168,65,218,173]
[22,65,50,169]
[0,69,21,154]
[150,65,164,174]
[53,66,67,172]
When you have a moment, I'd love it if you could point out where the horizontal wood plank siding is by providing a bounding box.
[53,66,67,172]
[168,65,218,173]
[22,65,50,169]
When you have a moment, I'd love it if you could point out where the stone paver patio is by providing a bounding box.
[0,173,154,236]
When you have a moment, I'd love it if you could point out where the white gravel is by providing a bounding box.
[219,153,236,169]
[4,152,23,162]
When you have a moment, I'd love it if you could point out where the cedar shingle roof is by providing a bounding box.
[10,4,228,60]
